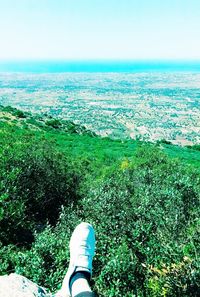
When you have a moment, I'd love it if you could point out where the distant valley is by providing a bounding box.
[0,72,200,145]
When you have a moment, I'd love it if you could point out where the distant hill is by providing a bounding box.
[1,105,200,169]
[0,105,95,136]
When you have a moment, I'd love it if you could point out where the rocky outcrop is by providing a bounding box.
[0,273,51,297]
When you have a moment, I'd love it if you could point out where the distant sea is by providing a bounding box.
[1,60,200,73]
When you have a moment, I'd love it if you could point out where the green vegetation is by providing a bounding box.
[0,106,200,296]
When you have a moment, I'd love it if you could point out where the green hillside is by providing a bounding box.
[0,105,200,296]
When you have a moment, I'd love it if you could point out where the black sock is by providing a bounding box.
[69,271,91,292]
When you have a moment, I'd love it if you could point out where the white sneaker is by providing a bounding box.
[56,222,95,297]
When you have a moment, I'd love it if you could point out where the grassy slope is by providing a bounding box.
[1,105,200,296]
[0,105,199,171]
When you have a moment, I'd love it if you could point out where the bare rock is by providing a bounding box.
[0,273,51,297]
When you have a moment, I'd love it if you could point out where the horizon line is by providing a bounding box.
[1,59,200,63]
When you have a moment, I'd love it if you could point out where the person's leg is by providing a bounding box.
[71,275,95,297]
[56,222,96,297]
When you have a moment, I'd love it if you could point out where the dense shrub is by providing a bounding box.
[46,119,62,129]
[0,132,81,246]
[79,146,200,296]
[1,105,27,118]
[0,112,200,296]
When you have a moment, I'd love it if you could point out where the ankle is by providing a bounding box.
[70,272,92,297]
[70,271,91,289]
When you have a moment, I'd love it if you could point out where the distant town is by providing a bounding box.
[0,72,200,146]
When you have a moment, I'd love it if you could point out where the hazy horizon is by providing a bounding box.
[1,60,200,73]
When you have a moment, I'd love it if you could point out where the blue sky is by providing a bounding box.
[0,0,200,60]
